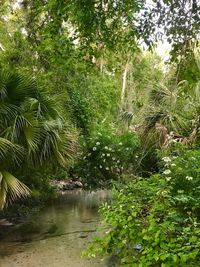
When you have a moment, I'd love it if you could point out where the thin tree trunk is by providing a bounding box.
[121,62,129,110]
[126,62,134,113]
[99,58,104,73]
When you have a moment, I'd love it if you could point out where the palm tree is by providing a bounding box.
[0,70,77,209]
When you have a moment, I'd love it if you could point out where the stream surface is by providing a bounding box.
[0,190,111,267]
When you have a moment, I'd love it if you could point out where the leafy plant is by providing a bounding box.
[0,70,77,208]
[72,128,140,187]
[85,148,200,266]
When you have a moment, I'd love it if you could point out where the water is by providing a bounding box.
[0,190,111,267]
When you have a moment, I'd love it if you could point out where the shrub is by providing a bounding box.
[19,166,54,200]
[73,129,140,186]
[85,149,200,266]
[161,149,200,216]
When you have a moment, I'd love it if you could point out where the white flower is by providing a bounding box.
[104,146,108,149]
[107,153,110,157]
[135,155,138,158]
[162,157,171,163]
[93,147,97,151]
[163,169,171,175]
[99,165,102,169]
[83,156,86,160]
[119,142,122,145]
[166,177,171,181]
[186,176,193,181]
[117,160,120,163]
[105,167,109,170]
[171,163,176,167]
[102,153,105,156]
[112,157,116,160]
[96,142,100,146]
[88,153,91,156]
[103,159,106,162]
[126,148,130,151]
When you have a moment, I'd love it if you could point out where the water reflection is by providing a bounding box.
[0,190,110,267]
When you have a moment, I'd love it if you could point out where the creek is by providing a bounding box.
[0,190,113,267]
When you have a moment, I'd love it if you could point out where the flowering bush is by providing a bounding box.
[85,149,200,265]
[74,129,140,186]
[161,149,200,214]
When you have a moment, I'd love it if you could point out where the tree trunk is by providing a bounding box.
[121,62,129,110]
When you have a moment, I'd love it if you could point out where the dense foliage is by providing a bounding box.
[0,70,77,208]
[0,0,200,265]
[85,148,200,266]
[73,129,140,186]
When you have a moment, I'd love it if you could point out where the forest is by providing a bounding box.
[0,0,200,266]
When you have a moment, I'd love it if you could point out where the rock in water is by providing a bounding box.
[74,181,83,188]
[78,233,88,238]
[0,219,13,226]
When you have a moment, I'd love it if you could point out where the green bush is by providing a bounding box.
[73,129,140,186]
[17,164,57,200]
[85,149,200,266]
[161,149,200,215]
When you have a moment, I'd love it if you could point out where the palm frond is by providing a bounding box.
[0,70,9,100]
[0,170,31,210]
[5,73,38,102]
[0,69,77,208]
[0,102,19,128]
[23,122,41,153]
[0,137,24,164]
[120,111,134,121]
[32,120,78,166]
[145,111,167,128]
